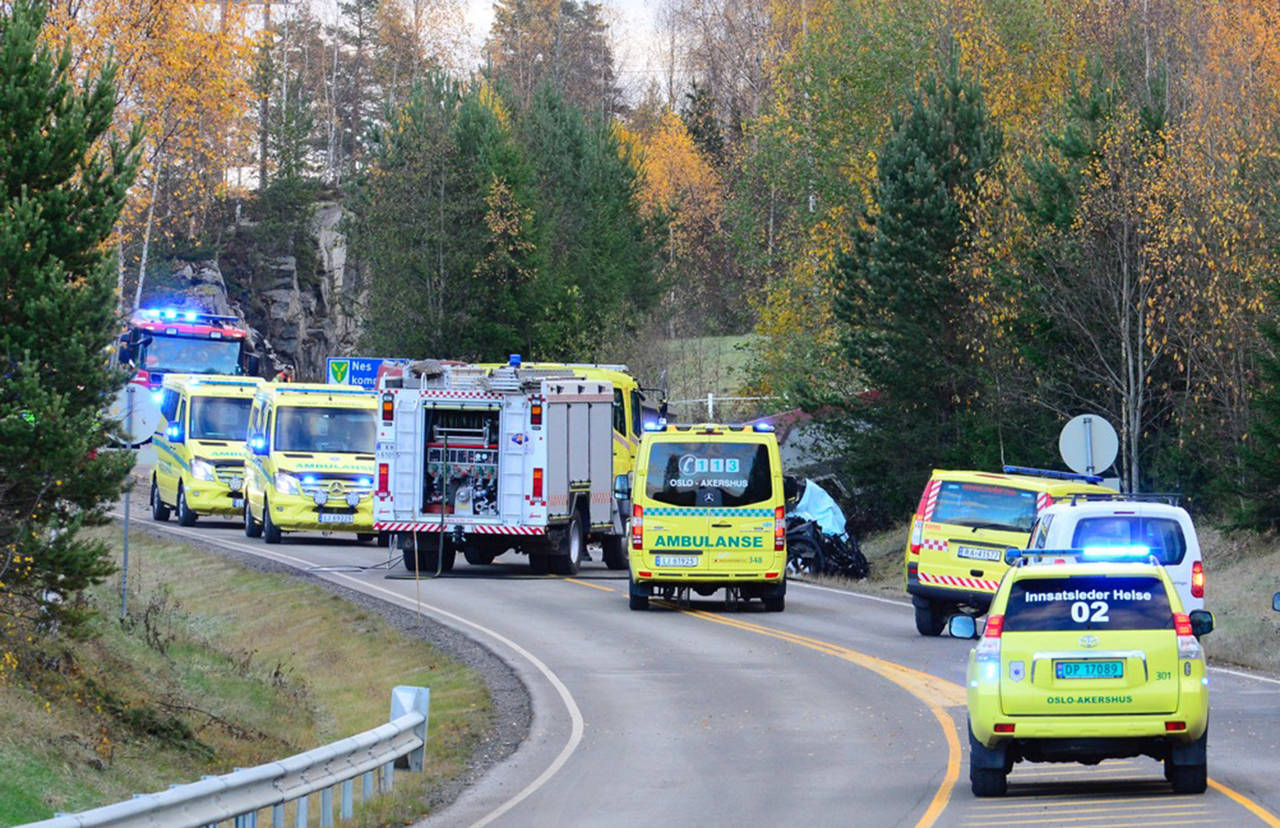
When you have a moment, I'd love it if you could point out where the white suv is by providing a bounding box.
[1026,496,1204,611]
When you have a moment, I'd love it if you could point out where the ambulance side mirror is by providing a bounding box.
[948,615,978,639]
[613,474,631,501]
[783,475,799,502]
[1189,609,1214,638]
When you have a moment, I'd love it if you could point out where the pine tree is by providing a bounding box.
[1237,279,1280,528]
[832,50,1002,526]
[0,0,141,632]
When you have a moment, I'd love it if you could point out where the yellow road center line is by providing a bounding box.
[665,605,962,828]
[1208,779,1280,828]
[563,577,615,592]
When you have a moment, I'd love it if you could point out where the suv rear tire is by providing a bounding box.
[971,768,1007,797]
[913,596,947,636]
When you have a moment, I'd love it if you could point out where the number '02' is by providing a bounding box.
[1071,601,1110,623]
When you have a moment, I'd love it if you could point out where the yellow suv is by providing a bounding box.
[906,466,1114,636]
[242,383,377,543]
[951,549,1214,797]
[626,423,786,611]
[151,376,262,525]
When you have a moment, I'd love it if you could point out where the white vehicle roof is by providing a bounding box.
[1039,498,1190,521]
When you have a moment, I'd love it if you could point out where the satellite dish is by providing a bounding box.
[1058,414,1118,476]
[107,383,161,447]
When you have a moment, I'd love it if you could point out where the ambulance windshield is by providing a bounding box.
[645,441,773,507]
[189,396,252,441]
[274,406,375,453]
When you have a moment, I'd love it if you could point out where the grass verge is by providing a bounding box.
[0,525,492,826]
[804,522,1280,676]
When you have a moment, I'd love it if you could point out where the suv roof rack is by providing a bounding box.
[1065,492,1181,507]
[1002,464,1103,484]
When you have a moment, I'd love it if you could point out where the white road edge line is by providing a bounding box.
[789,578,1280,687]
[110,514,584,826]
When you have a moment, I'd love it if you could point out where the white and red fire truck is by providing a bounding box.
[373,358,630,575]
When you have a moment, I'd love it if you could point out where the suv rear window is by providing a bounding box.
[644,441,773,507]
[932,481,1038,532]
[1070,517,1187,565]
[1004,576,1173,631]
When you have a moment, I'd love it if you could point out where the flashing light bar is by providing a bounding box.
[1007,546,1156,565]
[643,421,665,432]
[1002,464,1104,484]
[1082,544,1152,559]
[753,422,775,433]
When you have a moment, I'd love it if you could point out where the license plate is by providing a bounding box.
[231,498,244,508]
[956,545,1001,562]
[318,513,355,524]
[1055,660,1124,679]
[654,555,699,567]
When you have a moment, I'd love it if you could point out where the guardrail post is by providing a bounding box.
[379,762,394,793]
[340,779,354,821]
[272,803,285,828]
[294,794,308,828]
[362,771,374,802]
[390,685,430,771]
[321,786,334,827]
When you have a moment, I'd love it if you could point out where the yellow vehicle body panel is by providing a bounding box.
[243,383,377,535]
[152,375,262,518]
[629,425,785,587]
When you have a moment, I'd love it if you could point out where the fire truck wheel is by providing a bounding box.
[464,548,497,566]
[176,484,197,526]
[244,501,262,538]
[376,532,391,547]
[403,541,456,573]
[550,514,584,576]
[150,478,171,522]
[601,535,627,570]
[528,553,551,575]
[262,498,282,544]
[357,533,376,543]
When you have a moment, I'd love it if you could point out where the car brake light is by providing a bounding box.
[1173,612,1193,637]
[381,393,394,422]
[993,723,1015,733]
[377,463,389,495]
[1191,560,1204,599]
[983,614,1004,639]
[1165,721,1186,732]
[530,401,543,426]
[774,505,785,551]
[631,503,643,550]
[909,519,923,555]
[532,467,543,500]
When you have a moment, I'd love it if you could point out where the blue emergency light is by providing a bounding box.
[1002,464,1104,484]
[303,475,317,485]
[1082,544,1151,559]
[151,391,164,403]
[752,422,775,433]
[509,354,522,367]
[643,420,666,432]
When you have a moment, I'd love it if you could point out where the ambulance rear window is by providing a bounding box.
[932,481,1037,532]
[1004,576,1173,632]
[644,442,773,507]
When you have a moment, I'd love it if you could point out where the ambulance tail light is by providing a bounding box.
[1191,560,1204,599]
[774,506,786,551]
[381,393,394,422]
[530,401,543,426]
[909,520,923,555]
[1174,612,1203,659]
[532,468,544,500]
[974,614,1003,679]
[377,463,389,496]
[631,503,643,550]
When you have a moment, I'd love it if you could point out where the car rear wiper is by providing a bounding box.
[954,520,1017,532]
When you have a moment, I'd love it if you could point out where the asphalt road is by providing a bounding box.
[117,460,1280,827]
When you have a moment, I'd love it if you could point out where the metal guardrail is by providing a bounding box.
[25,686,430,828]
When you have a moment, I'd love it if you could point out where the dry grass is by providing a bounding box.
[0,526,491,825]
[803,522,1280,676]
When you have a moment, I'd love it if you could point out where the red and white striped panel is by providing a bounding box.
[918,571,1001,592]
[921,538,948,552]
[922,479,943,519]
[418,389,504,400]
[1035,492,1052,512]
[375,521,545,536]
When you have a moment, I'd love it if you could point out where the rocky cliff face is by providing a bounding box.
[145,200,364,381]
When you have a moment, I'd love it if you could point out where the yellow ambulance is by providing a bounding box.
[626,423,787,611]
[242,383,378,543]
[150,376,262,525]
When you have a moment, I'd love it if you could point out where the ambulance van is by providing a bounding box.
[626,423,787,611]
[242,383,378,543]
[151,376,262,525]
